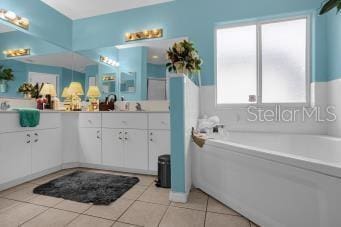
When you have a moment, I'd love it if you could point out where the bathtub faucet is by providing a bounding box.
[213,124,224,133]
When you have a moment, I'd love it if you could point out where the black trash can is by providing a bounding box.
[155,154,171,188]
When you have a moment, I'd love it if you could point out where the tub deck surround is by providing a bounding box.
[192,132,341,227]
[0,111,170,192]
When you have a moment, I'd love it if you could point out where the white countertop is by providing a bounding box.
[0,110,170,114]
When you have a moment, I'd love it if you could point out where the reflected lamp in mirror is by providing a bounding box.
[86,86,101,112]
[68,82,84,111]
[40,83,57,109]
[61,87,72,111]
[0,9,30,30]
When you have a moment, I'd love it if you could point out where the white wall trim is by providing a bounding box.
[169,190,189,203]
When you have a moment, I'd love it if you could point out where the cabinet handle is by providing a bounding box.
[150,138,153,142]
[34,139,39,143]
[150,132,153,135]
[26,140,31,144]
[26,134,30,137]
[34,133,38,136]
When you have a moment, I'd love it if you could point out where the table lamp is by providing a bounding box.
[68,82,84,111]
[86,86,101,111]
[40,83,57,109]
[61,87,72,111]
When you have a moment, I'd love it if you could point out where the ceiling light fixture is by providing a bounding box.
[125,28,163,42]
[99,56,119,67]
[3,48,30,58]
[152,55,159,59]
[0,9,29,30]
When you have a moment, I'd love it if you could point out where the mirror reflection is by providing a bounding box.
[0,22,90,104]
[77,37,186,102]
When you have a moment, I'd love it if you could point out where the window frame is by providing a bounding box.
[214,14,311,109]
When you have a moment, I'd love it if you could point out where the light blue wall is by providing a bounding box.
[73,0,327,85]
[326,11,341,81]
[169,77,185,193]
[118,46,148,100]
[147,63,166,78]
[0,0,72,49]
[0,31,67,60]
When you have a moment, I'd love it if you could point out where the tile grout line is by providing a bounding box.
[113,180,153,225]
[18,206,50,226]
[157,202,171,227]
[204,194,209,227]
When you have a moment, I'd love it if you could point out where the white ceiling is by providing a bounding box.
[116,37,187,64]
[17,52,95,72]
[41,0,174,20]
[0,23,14,33]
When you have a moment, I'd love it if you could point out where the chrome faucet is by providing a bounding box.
[0,101,10,111]
[135,102,142,111]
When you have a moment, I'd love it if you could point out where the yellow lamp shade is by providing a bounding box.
[68,82,84,96]
[86,86,101,98]
[61,87,71,98]
[40,83,57,97]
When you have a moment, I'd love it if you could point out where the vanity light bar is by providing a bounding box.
[0,9,29,30]
[3,48,30,58]
[125,28,163,42]
[99,56,119,67]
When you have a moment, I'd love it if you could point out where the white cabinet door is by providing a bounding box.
[102,128,124,167]
[124,129,148,170]
[79,128,102,164]
[0,132,31,185]
[31,129,62,174]
[148,130,170,171]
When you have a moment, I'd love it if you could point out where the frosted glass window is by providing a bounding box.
[261,19,307,103]
[216,16,309,105]
[216,25,257,104]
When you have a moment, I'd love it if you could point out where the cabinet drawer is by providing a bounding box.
[148,113,170,130]
[102,113,147,129]
[35,113,61,130]
[79,113,101,128]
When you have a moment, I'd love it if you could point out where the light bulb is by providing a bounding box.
[4,11,16,20]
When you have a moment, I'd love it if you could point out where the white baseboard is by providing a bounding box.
[169,191,189,203]
[80,163,157,176]
[62,162,80,169]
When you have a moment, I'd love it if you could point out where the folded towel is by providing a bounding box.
[14,108,40,127]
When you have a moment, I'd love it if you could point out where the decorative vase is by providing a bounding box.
[0,80,8,93]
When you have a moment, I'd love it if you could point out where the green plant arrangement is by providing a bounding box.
[166,40,203,75]
[320,0,341,15]
[18,82,34,98]
[0,65,14,93]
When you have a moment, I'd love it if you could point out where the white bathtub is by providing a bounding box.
[192,132,341,227]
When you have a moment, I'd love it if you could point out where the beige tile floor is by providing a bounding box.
[0,168,260,227]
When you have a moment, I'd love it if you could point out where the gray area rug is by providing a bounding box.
[33,171,139,205]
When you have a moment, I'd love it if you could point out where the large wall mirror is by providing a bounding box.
[77,37,187,102]
[0,18,186,104]
[0,21,90,101]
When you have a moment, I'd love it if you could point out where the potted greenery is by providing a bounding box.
[320,0,341,15]
[18,82,34,99]
[0,65,14,93]
[166,40,203,76]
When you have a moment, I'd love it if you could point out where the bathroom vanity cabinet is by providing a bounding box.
[0,113,62,189]
[0,111,170,191]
